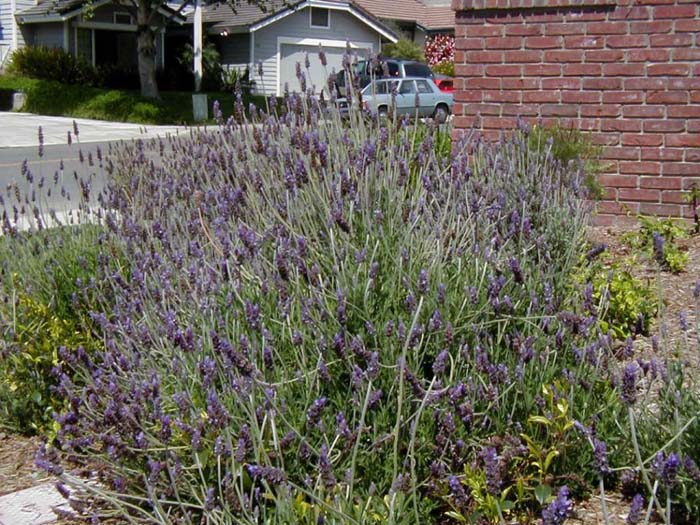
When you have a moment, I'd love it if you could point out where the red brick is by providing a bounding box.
[597,200,639,216]
[564,64,602,76]
[598,174,639,188]
[525,36,563,49]
[523,91,560,103]
[584,50,625,62]
[683,177,700,189]
[465,78,502,90]
[587,22,628,35]
[647,64,691,77]
[455,91,483,102]
[673,79,700,89]
[544,50,584,63]
[640,177,682,190]
[581,105,622,118]
[602,64,645,76]
[641,148,684,161]
[666,135,700,147]
[603,91,644,104]
[674,19,700,32]
[485,64,522,76]
[651,34,693,47]
[619,161,661,175]
[609,6,650,21]
[482,91,521,103]
[688,121,700,134]
[646,92,689,105]
[546,23,586,36]
[455,64,484,76]
[623,106,664,118]
[501,103,539,116]
[505,25,543,36]
[629,21,673,34]
[466,51,504,63]
[501,78,539,90]
[606,35,648,48]
[622,134,664,147]
[482,116,519,129]
[618,188,660,202]
[661,192,690,205]
[485,37,523,50]
[565,36,604,49]
[523,64,562,76]
[601,119,640,132]
[458,38,485,50]
[625,78,667,90]
[540,104,578,117]
[453,50,466,63]
[668,106,700,118]
[638,203,681,216]
[462,103,500,116]
[604,147,640,161]
[672,49,700,61]
[626,49,671,62]
[542,78,581,90]
[453,116,479,128]
[692,91,700,103]
[654,5,697,18]
[504,50,542,63]
[465,25,503,37]
[583,78,622,90]
[643,120,686,133]
[562,91,601,104]
[662,163,700,176]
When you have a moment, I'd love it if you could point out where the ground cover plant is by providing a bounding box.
[1,58,700,525]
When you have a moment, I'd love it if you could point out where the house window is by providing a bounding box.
[310,7,330,29]
[76,28,93,64]
[114,12,133,25]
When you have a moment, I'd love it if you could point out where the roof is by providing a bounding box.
[194,0,398,42]
[353,0,454,31]
[17,0,184,23]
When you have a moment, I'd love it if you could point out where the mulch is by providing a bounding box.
[3,223,696,524]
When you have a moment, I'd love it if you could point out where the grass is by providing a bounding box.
[0,75,272,125]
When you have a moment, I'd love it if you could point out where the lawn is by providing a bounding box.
[0,75,271,125]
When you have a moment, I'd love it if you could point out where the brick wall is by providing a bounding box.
[451,0,700,225]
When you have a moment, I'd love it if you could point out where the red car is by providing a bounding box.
[433,74,454,93]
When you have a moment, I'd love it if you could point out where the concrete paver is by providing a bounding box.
[0,482,70,525]
[0,112,185,148]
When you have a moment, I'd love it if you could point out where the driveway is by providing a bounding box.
[0,112,185,148]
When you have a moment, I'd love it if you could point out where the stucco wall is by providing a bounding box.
[452,0,700,224]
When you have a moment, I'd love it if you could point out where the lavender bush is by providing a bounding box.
[6,68,698,523]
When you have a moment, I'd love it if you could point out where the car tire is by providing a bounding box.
[378,106,389,120]
[433,104,449,124]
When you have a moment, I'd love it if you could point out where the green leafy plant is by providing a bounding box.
[684,184,700,234]
[624,215,689,273]
[7,46,97,86]
[432,61,455,77]
[528,123,605,200]
[381,39,425,61]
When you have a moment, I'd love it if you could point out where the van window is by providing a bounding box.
[416,80,432,93]
[387,62,400,77]
[403,63,432,77]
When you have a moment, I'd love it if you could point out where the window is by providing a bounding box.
[403,63,432,78]
[387,62,400,77]
[76,28,93,64]
[416,80,432,94]
[399,81,416,95]
[114,12,133,24]
[310,7,330,28]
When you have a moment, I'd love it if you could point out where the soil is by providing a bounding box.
[2,224,697,524]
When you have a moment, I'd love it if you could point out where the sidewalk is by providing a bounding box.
[0,112,185,148]
[0,483,69,525]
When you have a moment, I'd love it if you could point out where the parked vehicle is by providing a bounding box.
[433,74,454,93]
[336,76,453,122]
[334,58,434,98]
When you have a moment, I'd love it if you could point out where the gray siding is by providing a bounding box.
[33,23,64,48]
[253,6,381,95]
[216,33,249,68]
[1,0,34,63]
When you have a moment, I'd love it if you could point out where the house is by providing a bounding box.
[189,0,398,96]
[0,0,34,67]
[352,0,454,45]
[6,0,183,69]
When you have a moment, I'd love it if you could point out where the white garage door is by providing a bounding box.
[279,41,371,96]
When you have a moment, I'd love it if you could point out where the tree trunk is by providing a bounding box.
[136,5,160,99]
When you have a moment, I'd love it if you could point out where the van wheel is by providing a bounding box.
[433,104,449,124]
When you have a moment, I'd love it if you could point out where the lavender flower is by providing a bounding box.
[592,437,610,475]
[652,232,665,266]
[621,363,638,405]
[652,451,680,489]
[541,486,572,525]
[481,447,502,495]
[306,396,328,428]
[626,494,644,525]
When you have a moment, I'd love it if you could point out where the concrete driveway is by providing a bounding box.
[0,112,185,148]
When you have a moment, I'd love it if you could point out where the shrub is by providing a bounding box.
[528,123,605,200]
[431,61,454,77]
[623,216,689,273]
[424,35,454,67]
[7,46,96,86]
[381,38,425,61]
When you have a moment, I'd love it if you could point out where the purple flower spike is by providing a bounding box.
[592,438,610,475]
[652,451,680,489]
[541,486,572,525]
[621,363,638,406]
[652,232,665,266]
[626,494,644,525]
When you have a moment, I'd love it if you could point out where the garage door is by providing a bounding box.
[279,42,370,95]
